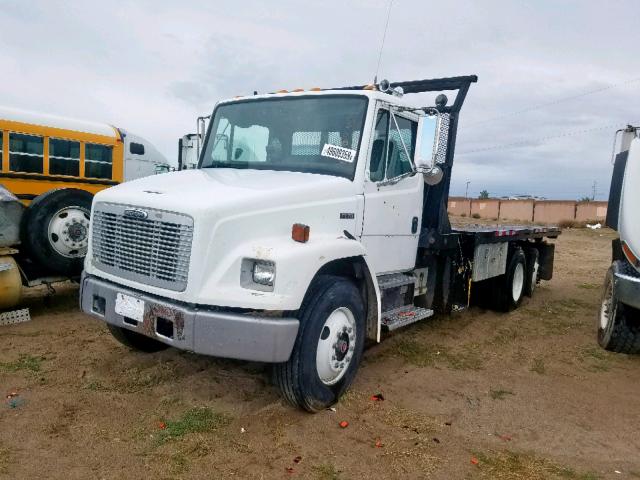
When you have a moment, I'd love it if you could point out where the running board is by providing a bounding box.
[377,273,415,290]
[382,305,434,331]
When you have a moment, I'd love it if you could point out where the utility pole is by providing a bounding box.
[465,181,470,199]
[592,180,597,201]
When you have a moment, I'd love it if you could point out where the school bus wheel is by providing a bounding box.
[21,188,94,276]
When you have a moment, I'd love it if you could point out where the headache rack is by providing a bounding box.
[327,75,478,114]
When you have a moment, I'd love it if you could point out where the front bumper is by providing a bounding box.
[613,263,640,310]
[80,274,299,363]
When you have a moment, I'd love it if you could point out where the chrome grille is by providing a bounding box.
[91,203,193,291]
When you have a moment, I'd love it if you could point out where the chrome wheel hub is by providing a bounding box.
[48,207,91,258]
[512,262,525,302]
[316,307,356,386]
[600,280,613,330]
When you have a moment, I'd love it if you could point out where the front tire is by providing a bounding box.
[274,275,366,412]
[597,265,640,353]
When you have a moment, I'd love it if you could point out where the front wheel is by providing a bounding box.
[597,266,640,353]
[273,275,366,412]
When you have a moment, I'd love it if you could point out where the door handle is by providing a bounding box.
[412,217,419,234]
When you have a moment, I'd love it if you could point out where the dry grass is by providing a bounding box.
[558,219,601,229]
[391,338,484,370]
[530,357,546,375]
[470,450,600,479]
[157,407,232,444]
[489,388,514,400]
[312,462,343,480]
[0,354,43,373]
[0,445,11,474]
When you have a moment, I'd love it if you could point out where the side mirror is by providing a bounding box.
[415,113,445,185]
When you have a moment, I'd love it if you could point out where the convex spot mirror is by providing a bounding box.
[415,113,445,185]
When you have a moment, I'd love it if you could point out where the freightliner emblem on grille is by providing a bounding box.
[123,208,149,220]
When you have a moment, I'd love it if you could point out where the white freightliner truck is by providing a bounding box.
[80,76,561,411]
[598,125,640,352]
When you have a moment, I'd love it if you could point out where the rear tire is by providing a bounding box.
[493,247,527,312]
[107,324,169,353]
[597,265,640,353]
[21,189,93,276]
[273,275,365,412]
[524,247,540,297]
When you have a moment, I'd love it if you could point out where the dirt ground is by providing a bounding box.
[1,225,639,479]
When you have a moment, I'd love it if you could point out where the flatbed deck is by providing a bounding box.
[453,223,562,244]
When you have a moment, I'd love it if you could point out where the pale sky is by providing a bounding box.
[1,0,638,199]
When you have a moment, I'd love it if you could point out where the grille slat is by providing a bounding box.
[91,204,194,291]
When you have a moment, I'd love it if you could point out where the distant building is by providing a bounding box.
[499,195,547,201]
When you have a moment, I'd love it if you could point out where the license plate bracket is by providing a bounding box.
[115,293,145,322]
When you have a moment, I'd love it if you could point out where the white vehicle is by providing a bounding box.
[598,125,640,352]
[80,76,560,410]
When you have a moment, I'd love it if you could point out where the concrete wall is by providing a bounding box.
[499,200,534,222]
[576,201,608,221]
[533,201,577,224]
[448,197,471,216]
[448,198,608,225]
[471,199,500,219]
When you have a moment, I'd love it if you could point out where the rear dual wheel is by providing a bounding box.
[473,247,539,312]
[492,247,527,312]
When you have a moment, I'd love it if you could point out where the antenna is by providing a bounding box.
[373,0,394,85]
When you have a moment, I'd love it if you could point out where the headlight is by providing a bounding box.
[252,261,276,286]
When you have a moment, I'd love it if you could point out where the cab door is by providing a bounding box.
[360,104,423,274]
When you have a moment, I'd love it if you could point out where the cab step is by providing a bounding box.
[377,273,415,290]
[382,305,434,331]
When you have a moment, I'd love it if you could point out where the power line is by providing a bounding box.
[458,120,635,155]
[373,0,394,84]
[466,76,640,127]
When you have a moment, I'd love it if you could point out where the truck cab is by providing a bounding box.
[81,76,559,410]
[598,125,640,352]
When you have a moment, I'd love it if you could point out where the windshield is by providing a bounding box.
[200,95,368,179]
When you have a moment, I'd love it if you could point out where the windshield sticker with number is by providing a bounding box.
[321,144,356,163]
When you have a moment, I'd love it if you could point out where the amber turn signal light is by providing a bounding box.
[292,223,310,243]
[622,242,639,267]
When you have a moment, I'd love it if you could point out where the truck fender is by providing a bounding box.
[294,237,382,343]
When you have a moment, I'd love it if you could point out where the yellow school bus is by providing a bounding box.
[0,106,169,285]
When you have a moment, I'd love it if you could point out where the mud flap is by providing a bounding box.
[538,243,555,281]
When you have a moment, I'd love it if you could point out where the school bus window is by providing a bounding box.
[9,133,44,174]
[85,143,113,179]
[49,138,80,177]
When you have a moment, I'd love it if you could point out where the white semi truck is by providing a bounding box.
[80,76,560,411]
[598,125,640,352]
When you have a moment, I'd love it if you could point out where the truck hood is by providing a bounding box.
[95,168,359,213]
